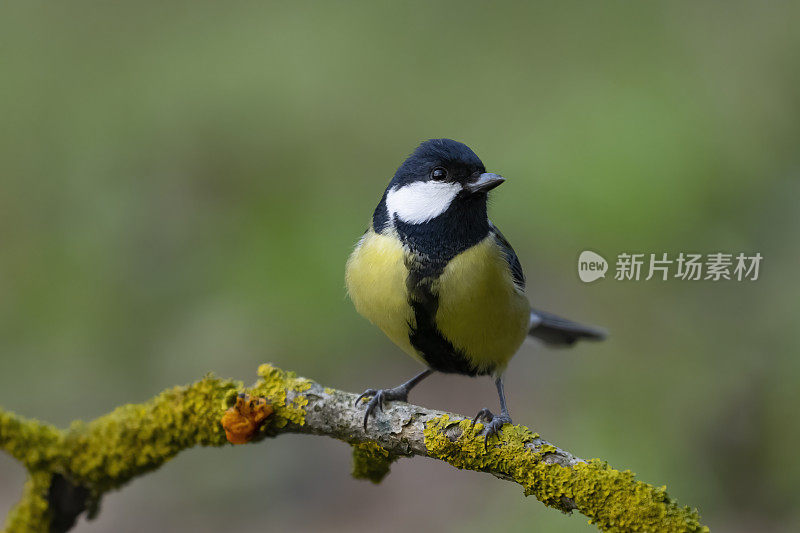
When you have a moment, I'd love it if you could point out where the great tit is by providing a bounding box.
[346,139,606,441]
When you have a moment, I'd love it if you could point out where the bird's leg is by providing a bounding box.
[472,375,513,449]
[355,369,433,430]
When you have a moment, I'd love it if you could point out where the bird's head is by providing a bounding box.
[381,139,504,226]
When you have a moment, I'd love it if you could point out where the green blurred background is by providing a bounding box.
[2,1,799,531]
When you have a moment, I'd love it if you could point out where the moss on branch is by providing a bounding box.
[0,364,707,532]
[351,441,399,483]
[424,416,706,532]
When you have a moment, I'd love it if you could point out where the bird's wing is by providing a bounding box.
[487,222,607,346]
[489,221,525,292]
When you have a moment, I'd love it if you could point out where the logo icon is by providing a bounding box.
[578,251,608,283]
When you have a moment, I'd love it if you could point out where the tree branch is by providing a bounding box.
[1,364,708,532]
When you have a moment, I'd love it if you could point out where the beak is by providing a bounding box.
[465,172,505,194]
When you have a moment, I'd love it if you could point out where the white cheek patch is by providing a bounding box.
[385,181,462,224]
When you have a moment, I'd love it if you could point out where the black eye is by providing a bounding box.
[431,167,447,180]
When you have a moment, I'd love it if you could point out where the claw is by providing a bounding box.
[471,408,512,451]
[354,389,377,407]
[471,407,493,427]
[361,392,385,430]
[362,408,371,431]
[355,386,410,431]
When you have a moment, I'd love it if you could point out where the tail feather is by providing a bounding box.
[528,309,607,346]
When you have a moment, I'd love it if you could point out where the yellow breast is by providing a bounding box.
[434,236,531,374]
[345,229,423,363]
[347,229,531,375]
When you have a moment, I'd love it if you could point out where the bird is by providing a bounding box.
[345,139,606,443]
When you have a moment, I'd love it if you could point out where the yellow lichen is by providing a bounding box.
[2,375,247,532]
[351,441,398,483]
[0,411,66,472]
[249,363,311,429]
[0,367,315,532]
[0,366,320,532]
[64,377,238,491]
[3,471,52,533]
[424,415,708,532]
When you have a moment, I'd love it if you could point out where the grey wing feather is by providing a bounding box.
[528,309,607,346]
[489,221,525,291]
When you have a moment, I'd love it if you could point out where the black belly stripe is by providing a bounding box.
[405,260,491,377]
[379,192,495,377]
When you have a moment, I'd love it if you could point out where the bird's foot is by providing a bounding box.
[471,408,512,450]
[354,386,409,430]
